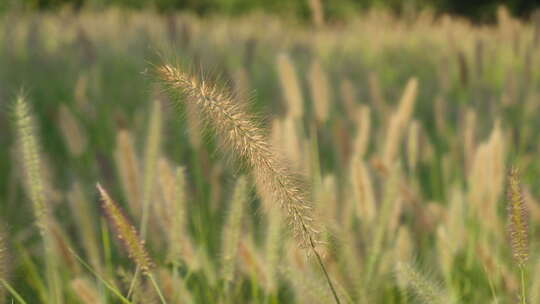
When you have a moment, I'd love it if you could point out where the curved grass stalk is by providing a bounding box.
[157,63,340,304]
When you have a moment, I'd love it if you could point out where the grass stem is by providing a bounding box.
[1,279,28,304]
[148,274,167,304]
[520,265,527,304]
[307,231,341,304]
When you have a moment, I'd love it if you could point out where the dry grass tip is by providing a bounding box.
[97,183,153,274]
[156,64,320,250]
[507,167,529,267]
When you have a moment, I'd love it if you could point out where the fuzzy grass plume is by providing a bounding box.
[140,100,163,240]
[97,183,153,274]
[156,63,320,251]
[396,262,448,304]
[156,63,340,303]
[507,167,529,266]
[14,94,62,304]
[276,53,304,118]
[507,167,529,304]
[115,130,142,218]
[221,176,248,284]
[97,183,167,303]
[14,95,49,235]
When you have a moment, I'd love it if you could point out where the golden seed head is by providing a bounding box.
[97,183,153,274]
[507,167,529,267]
[157,64,322,250]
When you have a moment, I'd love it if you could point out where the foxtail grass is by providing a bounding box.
[349,158,376,225]
[382,78,418,168]
[58,104,87,157]
[264,204,283,293]
[307,0,324,27]
[352,105,371,160]
[96,183,167,304]
[308,59,330,123]
[407,120,419,173]
[368,72,388,118]
[468,122,505,231]
[156,63,341,304]
[115,130,142,218]
[463,108,476,174]
[339,78,359,121]
[221,176,247,285]
[140,100,163,241]
[276,53,304,118]
[97,183,153,273]
[68,183,102,271]
[396,262,448,304]
[14,95,62,304]
[507,167,529,304]
[156,160,188,265]
[156,63,320,251]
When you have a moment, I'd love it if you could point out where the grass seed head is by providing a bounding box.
[157,64,322,250]
[97,183,153,274]
[507,167,529,267]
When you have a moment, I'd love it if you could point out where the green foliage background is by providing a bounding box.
[1,4,540,303]
[3,0,540,22]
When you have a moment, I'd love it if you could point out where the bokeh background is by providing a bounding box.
[4,0,540,22]
[2,1,540,303]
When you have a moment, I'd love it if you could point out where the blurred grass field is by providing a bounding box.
[1,6,540,303]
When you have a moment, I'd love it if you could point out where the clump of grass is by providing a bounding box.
[507,167,529,304]
[156,63,340,303]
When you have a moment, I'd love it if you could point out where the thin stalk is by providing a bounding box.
[1,279,28,304]
[100,218,112,277]
[148,274,167,304]
[520,266,527,304]
[482,263,498,304]
[127,266,140,299]
[70,249,133,304]
[306,228,341,304]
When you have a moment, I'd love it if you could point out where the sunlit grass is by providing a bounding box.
[0,6,539,303]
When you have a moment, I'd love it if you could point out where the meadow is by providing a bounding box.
[0,6,539,303]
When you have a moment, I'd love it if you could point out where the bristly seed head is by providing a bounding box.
[97,183,153,274]
[507,167,529,267]
[157,64,322,250]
